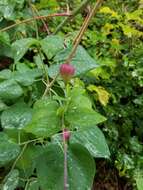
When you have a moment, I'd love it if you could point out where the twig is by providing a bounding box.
[65,0,104,65]
[11,143,28,172]
[42,73,59,97]
[54,0,90,34]
[0,13,71,32]
[31,4,50,35]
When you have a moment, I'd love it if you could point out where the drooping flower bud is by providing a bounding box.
[60,63,75,82]
[63,129,71,142]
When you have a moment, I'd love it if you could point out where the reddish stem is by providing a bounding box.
[63,141,68,190]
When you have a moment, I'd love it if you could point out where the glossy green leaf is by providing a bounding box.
[40,35,64,59]
[71,127,110,158]
[68,143,95,190]
[12,38,39,62]
[1,169,19,190]
[12,68,43,86]
[0,79,23,101]
[48,45,98,77]
[66,107,106,129]
[0,133,20,167]
[1,102,32,129]
[36,143,95,190]
[65,86,106,130]
[24,98,60,137]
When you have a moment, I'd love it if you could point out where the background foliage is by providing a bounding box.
[0,0,143,189]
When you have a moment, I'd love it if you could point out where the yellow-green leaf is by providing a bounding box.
[100,6,119,19]
[87,85,110,106]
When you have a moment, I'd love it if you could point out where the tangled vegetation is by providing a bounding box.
[0,0,143,189]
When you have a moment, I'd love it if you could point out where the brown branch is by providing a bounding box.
[0,13,72,32]
[65,0,104,65]
[54,0,90,34]
[31,4,50,35]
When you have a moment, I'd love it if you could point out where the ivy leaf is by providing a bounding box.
[1,169,19,190]
[0,132,20,167]
[48,45,98,77]
[36,143,95,190]
[0,79,23,101]
[24,98,60,137]
[12,38,39,62]
[71,127,110,158]
[1,102,32,129]
[40,35,64,59]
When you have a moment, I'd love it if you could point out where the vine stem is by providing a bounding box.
[65,0,104,65]
[42,0,104,94]
[63,137,68,190]
[0,13,71,32]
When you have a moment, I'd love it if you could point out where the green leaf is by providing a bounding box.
[0,79,23,101]
[0,99,8,111]
[1,102,32,129]
[71,127,110,158]
[24,98,60,137]
[27,180,39,190]
[136,176,143,190]
[0,32,10,45]
[66,107,106,129]
[1,169,19,190]
[65,86,106,130]
[36,143,95,190]
[40,35,64,59]
[68,143,95,190]
[0,32,12,57]
[16,145,38,178]
[0,69,12,81]
[0,132,20,167]
[48,45,98,77]
[0,0,25,19]
[12,68,43,86]
[12,38,39,62]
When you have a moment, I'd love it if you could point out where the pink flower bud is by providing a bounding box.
[60,63,75,82]
[63,129,71,142]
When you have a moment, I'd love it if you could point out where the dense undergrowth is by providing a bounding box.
[0,0,143,189]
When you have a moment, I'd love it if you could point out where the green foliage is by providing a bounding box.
[36,143,95,190]
[0,133,20,167]
[0,0,142,189]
